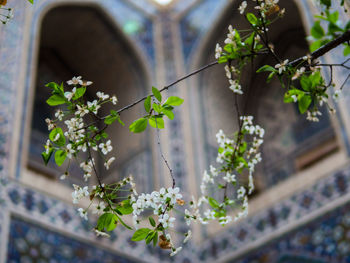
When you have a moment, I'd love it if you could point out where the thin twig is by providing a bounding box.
[341,73,350,90]
[116,61,219,115]
[153,113,175,188]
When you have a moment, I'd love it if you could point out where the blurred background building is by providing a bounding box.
[0,0,350,262]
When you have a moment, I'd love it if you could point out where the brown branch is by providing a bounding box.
[290,30,350,67]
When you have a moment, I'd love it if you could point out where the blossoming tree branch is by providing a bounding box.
[4,0,348,257]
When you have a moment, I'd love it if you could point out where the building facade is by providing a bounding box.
[1,0,350,262]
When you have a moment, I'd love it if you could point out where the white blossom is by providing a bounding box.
[215,43,222,59]
[55,109,64,121]
[77,208,88,220]
[104,157,115,170]
[96,91,110,100]
[238,1,247,14]
[99,140,112,155]
[183,230,192,243]
[94,229,110,238]
[170,247,182,257]
[275,59,289,74]
[67,76,82,85]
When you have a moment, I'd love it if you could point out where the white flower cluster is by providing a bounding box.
[306,109,322,122]
[254,0,280,17]
[131,187,182,229]
[195,116,264,226]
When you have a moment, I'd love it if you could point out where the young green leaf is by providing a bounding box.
[152,103,162,113]
[148,116,164,129]
[162,109,174,120]
[146,231,156,244]
[153,231,158,247]
[97,213,117,232]
[41,148,53,166]
[208,197,219,208]
[311,21,325,39]
[149,217,156,227]
[54,150,67,166]
[152,87,162,102]
[131,228,151,241]
[256,65,276,73]
[72,87,86,100]
[49,127,66,146]
[298,94,312,114]
[129,118,148,133]
[46,95,66,106]
[144,95,151,112]
[246,13,258,26]
[164,96,184,106]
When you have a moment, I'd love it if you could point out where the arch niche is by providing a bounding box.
[188,0,338,198]
[26,4,155,193]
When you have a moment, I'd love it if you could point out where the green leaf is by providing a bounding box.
[153,231,158,247]
[344,45,350,56]
[146,231,156,244]
[244,32,255,46]
[218,56,228,64]
[49,127,65,146]
[208,197,219,208]
[327,11,339,24]
[72,87,86,100]
[328,22,343,35]
[300,75,312,91]
[46,82,63,95]
[310,39,323,52]
[149,217,156,227]
[309,71,322,88]
[97,213,117,232]
[152,103,162,113]
[54,150,67,166]
[162,109,174,120]
[104,111,119,125]
[256,65,276,73]
[246,13,258,26]
[131,228,151,241]
[129,118,148,133]
[144,96,151,113]
[298,94,312,114]
[46,95,66,106]
[311,21,325,39]
[116,200,133,215]
[152,87,162,102]
[41,148,53,165]
[266,72,276,83]
[148,116,164,129]
[27,0,34,4]
[164,96,184,106]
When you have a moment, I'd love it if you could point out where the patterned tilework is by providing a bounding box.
[0,177,163,263]
[235,203,350,263]
[7,216,139,263]
[195,167,350,262]
[0,0,27,175]
[2,162,350,262]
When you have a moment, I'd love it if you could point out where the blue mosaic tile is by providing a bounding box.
[7,216,140,263]
[236,203,350,263]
